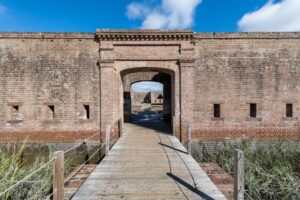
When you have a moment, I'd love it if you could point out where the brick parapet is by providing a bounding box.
[0,32,95,39]
[193,32,300,40]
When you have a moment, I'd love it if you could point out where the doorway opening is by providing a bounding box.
[131,81,164,121]
[122,71,173,134]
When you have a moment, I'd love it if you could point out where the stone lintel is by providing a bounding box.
[7,102,24,106]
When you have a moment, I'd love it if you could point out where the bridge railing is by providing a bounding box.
[234,149,244,200]
[0,118,123,200]
[183,123,245,200]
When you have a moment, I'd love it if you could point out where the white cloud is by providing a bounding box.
[142,12,168,29]
[0,4,7,16]
[126,0,201,29]
[126,2,150,19]
[132,81,163,92]
[238,0,300,32]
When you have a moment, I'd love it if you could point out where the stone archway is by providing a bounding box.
[97,30,195,141]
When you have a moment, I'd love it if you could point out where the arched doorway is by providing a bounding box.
[121,69,174,134]
[98,30,195,142]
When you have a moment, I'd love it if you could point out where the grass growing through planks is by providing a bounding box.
[193,140,300,200]
[0,143,53,200]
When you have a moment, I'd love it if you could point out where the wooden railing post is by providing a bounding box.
[53,151,64,200]
[119,118,123,138]
[105,125,111,156]
[187,124,192,155]
[234,149,245,200]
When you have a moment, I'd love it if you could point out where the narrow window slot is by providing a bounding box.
[48,105,55,119]
[250,104,257,118]
[10,105,22,121]
[214,104,220,118]
[84,105,90,119]
[12,105,19,112]
[286,104,293,118]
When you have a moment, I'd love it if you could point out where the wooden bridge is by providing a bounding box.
[71,123,226,200]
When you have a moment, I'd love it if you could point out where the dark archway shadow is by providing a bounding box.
[167,172,216,200]
[129,108,172,135]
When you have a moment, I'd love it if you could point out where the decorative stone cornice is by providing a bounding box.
[96,29,193,41]
[0,31,299,41]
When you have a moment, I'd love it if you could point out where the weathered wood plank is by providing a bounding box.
[72,124,226,200]
[234,149,245,200]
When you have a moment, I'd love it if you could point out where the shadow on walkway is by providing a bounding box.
[167,172,215,200]
[159,142,188,154]
[130,109,171,134]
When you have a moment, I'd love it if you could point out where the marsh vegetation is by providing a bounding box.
[193,140,300,200]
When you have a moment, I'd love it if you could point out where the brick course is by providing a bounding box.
[0,30,299,142]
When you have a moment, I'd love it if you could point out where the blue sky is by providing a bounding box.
[0,0,299,32]
[1,0,299,92]
[132,81,163,92]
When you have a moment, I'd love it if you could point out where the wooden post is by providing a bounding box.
[53,151,64,200]
[187,124,192,155]
[234,149,245,200]
[105,124,111,156]
[119,118,122,138]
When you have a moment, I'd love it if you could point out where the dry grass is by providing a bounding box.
[0,143,53,200]
[193,140,300,200]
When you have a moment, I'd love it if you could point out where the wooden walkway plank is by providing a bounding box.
[72,123,226,200]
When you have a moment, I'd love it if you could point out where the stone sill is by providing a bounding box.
[7,120,24,124]
[78,119,94,123]
[246,117,262,121]
[211,117,224,121]
[43,119,60,124]
[282,117,298,121]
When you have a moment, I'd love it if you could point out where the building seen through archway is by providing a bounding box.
[121,69,173,133]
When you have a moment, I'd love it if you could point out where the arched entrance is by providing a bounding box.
[121,68,174,134]
[97,30,195,142]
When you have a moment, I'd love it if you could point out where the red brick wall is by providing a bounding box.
[0,31,299,142]
[0,33,100,142]
[192,32,300,140]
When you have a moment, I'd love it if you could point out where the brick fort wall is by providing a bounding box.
[0,31,299,142]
